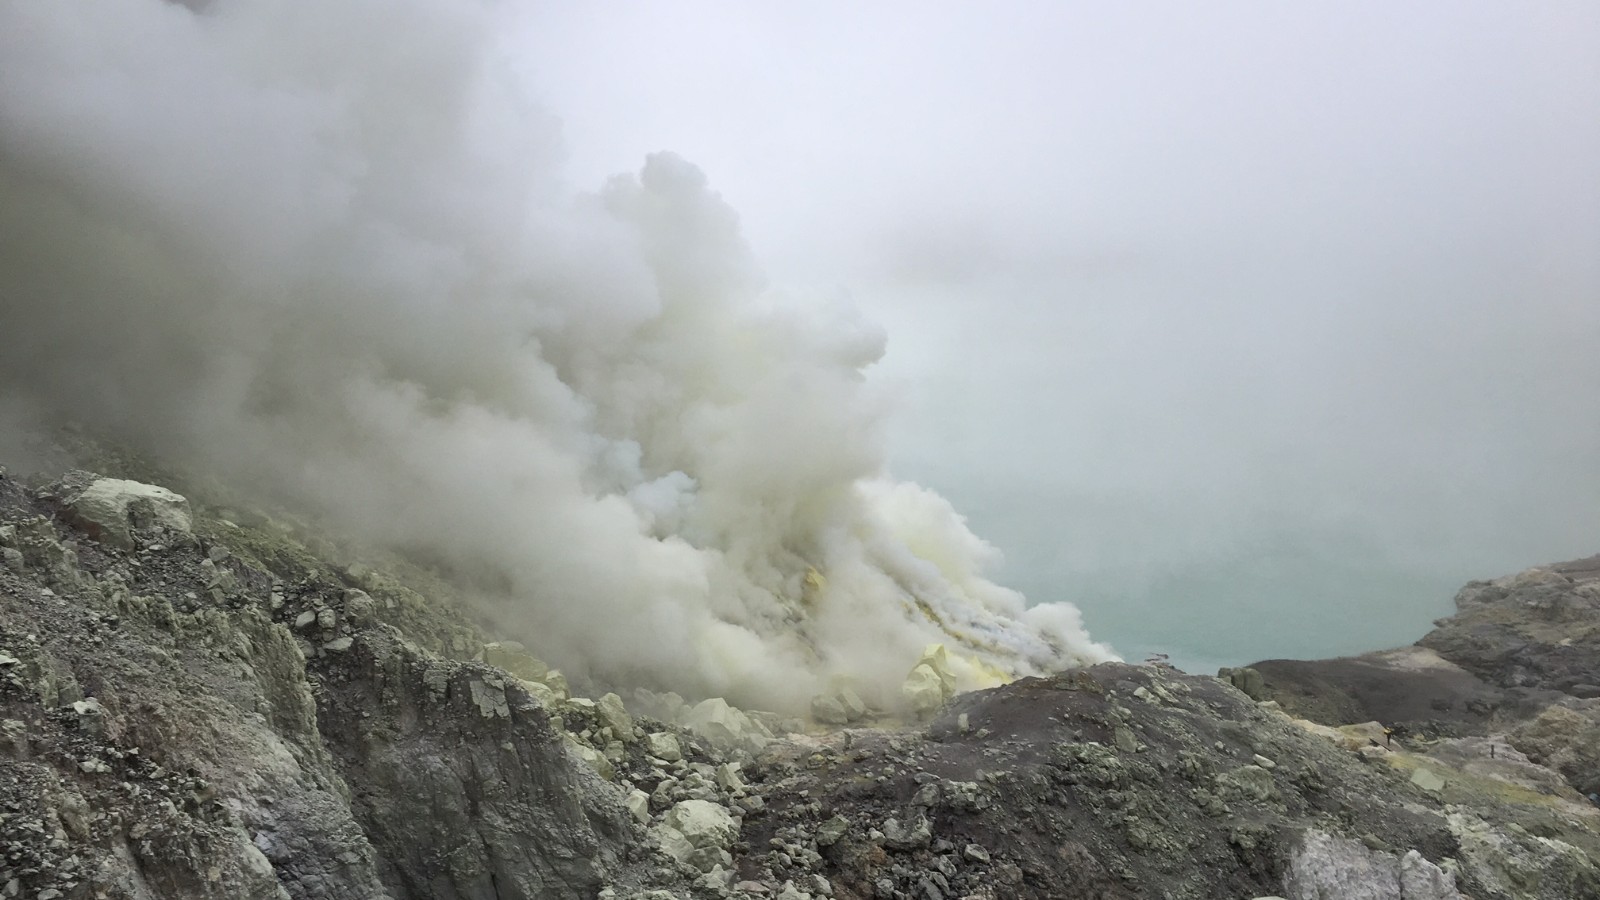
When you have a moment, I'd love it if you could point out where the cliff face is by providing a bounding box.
[0,464,634,900]
[2,454,1597,900]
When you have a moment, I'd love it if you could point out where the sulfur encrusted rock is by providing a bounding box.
[901,663,946,715]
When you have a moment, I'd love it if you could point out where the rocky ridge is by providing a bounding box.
[2,451,1598,899]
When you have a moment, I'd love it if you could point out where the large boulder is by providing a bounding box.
[1282,830,1459,900]
[810,694,850,726]
[596,692,635,741]
[811,682,869,726]
[1218,665,1268,700]
[65,477,192,549]
[682,698,771,753]
[653,800,738,873]
[644,732,683,763]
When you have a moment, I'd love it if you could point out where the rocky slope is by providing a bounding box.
[2,452,1598,900]
[1250,555,1600,799]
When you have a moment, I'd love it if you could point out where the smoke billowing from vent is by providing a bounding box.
[0,0,1112,708]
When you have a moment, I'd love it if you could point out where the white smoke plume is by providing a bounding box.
[0,0,1114,709]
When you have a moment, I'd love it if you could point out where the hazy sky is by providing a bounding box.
[518,2,1600,668]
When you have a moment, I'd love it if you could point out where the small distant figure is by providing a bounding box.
[1588,792,1598,807]
[1489,744,1496,759]
[1382,727,1394,748]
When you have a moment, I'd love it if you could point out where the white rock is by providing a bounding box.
[627,789,652,824]
[645,731,683,763]
[715,762,745,793]
[68,479,191,549]
[1282,830,1459,900]
[683,698,771,753]
[597,692,635,741]
[1401,850,1460,899]
[653,799,739,872]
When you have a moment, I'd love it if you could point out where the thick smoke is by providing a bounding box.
[0,0,1112,709]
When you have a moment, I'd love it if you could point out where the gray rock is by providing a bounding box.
[469,679,511,718]
[1218,765,1279,803]
[1218,666,1267,701]
[810,694,849,726]
[814,815,849,847]
[1113,725,1138,753]
[1409,767,1446,795]
[882,814,932,851]
[69,697,105,737]
[342,589,377,626]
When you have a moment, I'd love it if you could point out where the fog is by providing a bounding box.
[0,0,1115,712]
[524,2,1600,669]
